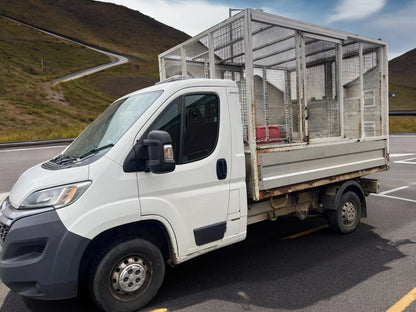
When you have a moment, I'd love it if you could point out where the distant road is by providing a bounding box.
[0,15,128,84]
[0,145,66,195]
[51,50,128,84]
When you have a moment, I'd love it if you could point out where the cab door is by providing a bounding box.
[137,87,232,257]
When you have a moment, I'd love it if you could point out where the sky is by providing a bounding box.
[97,0,416,59]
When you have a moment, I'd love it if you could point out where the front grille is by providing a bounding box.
[0,222,10,245]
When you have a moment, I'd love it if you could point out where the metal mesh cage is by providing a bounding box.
[250,21,298,143]
[161,17,246,81]
[159,9,387,146]
[363,46,381,137]
[159,9,388,201]
[212,18,246,67]
[304,38,340,139]
[342,41,382,138]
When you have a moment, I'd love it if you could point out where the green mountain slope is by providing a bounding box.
[389,48,416,110]
[0,0,189,142]
[389,49,416,89]
[388,48,416,132]
[0,17,112,141]
[0,0,189,59]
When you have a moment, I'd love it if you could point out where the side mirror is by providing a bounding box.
[143,130,176,174]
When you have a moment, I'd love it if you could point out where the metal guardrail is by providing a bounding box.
[0,138,74,149]
[389,111,416,116]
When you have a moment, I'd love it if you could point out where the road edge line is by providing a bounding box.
[386,287,416,312]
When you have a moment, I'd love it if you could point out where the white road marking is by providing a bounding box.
[380,186,409,195]
[394,157,416,165]
[371,185,416,203]
[372,193,416,204]
[390,153,415,158]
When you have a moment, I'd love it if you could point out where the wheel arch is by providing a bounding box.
[78,219,177,295]
[322,180,367,217]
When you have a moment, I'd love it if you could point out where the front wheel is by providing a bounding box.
[328,191,362,234]
[88,238,165,312]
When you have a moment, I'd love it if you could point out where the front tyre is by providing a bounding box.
[328,191,362,234]
[89,238,165,312]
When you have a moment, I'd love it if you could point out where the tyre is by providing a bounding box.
[89,238,165,312]
[328,191,362,234]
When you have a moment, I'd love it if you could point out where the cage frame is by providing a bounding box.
[159,9,389,200]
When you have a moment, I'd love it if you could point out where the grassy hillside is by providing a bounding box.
[0,0,189,142]
[389,49,416,89]
[390,116,416,133]
[388,48,416,132]
[0,0,188,60]
[0,17,112,141]
[389,48,416,111]
[0,0,189,95]
[389,83,416,111]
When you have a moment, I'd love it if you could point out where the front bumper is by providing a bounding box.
[0,199,90,299]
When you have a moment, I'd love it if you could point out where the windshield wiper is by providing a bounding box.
[78,143,114,160]
[53,154,78,165]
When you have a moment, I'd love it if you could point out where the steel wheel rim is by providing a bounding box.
[110,255,151,300]
[342,201,357,226]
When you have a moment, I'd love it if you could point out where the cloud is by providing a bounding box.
[97,0,230,36]
[367,1,416,58]
[328,0,387,23]
[372,1,416,28]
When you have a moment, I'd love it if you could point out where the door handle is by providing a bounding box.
[216,158,227,180]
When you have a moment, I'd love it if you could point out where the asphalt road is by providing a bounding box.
[0,135,415,312]
[0,145,66,195]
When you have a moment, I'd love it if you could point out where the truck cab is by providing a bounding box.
[0,78,247,310]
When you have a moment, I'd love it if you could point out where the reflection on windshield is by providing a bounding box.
[64,90,163,159]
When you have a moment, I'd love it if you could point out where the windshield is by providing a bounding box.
[64,90,163,158]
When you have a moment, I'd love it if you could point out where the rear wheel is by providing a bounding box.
[89,238,165,312]
[328,191,362,234]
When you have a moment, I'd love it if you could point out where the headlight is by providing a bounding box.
[19,181,91,210]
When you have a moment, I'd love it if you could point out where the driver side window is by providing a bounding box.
[148,93,219,164]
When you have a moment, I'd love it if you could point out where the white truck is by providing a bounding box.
[0,9,388,312]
